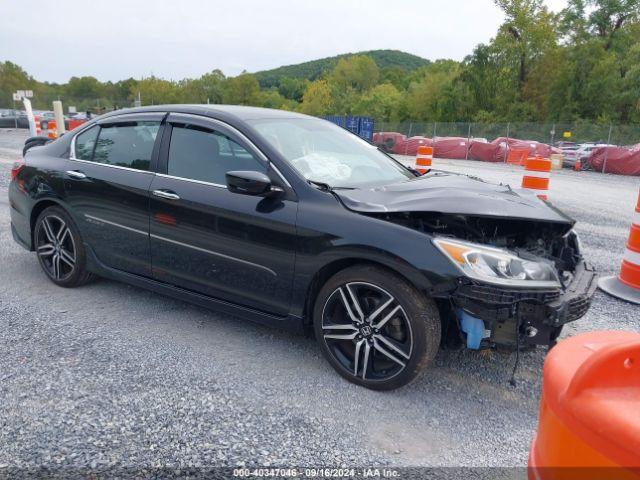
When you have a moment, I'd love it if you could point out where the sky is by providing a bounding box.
[1,0,567,84]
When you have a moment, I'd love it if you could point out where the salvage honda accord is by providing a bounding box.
[8,105,597,390]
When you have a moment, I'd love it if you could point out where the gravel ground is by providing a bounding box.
[0,129,638,474]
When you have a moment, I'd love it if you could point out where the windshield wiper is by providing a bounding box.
[307,179,356,191]
[307,179,333,191]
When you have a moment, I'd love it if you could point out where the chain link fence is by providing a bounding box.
[374,122,640,150]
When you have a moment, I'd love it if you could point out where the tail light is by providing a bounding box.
[11,160,25,181]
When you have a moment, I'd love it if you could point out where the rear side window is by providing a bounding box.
[91,121,160,171]
[74,126,99,160]
[167,124,265,185]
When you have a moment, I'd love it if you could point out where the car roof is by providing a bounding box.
[99,104,314,122]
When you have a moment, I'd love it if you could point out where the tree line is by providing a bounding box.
[1,0,639,124]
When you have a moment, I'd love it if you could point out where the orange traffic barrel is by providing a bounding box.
[522,155,551,200]
[414,145,433,174]
[67,118,86,130]
[508,148,528,164]
[34,115,42,135]
[47,120,57,139]
[599,189,640,304]
[529,330,640,480]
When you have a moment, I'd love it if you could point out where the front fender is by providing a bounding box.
[290,196,461,318]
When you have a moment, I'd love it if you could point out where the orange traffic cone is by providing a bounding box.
[414,145,433,174]
[598,189,640,304]
[575,159,582,171]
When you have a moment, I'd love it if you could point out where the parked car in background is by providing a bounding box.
[578,143,616,168]
[555,141,576,149]
[9,105,597,390]
[36,111,57,131]
[0,110,29,128]
[563,143,615,169]
[561,148,579,167]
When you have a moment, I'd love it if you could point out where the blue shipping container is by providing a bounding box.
[322,115,375,142]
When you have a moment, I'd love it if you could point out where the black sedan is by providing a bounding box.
[8,105,597,390]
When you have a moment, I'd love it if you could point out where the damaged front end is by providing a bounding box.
[372,211,597,350]
[334,173,597,351]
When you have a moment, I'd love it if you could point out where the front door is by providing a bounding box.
[63,113,164,276]
[149,113,297,316]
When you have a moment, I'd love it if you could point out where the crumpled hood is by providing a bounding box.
[335,172,574,225]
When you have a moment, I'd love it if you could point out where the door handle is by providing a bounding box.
[65,170,87,179]
[153,189,180,200]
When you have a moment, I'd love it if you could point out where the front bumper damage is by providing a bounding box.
[450,260,597,349]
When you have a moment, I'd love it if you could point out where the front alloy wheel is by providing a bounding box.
[314,265,441,390]
[322,282,412,381]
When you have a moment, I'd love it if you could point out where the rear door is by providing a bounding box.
[148,113,298,316]
[64,113,165,276]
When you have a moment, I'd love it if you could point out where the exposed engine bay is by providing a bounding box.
[368,211,582,283]
[367,210,596,351]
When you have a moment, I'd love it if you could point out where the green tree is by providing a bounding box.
[259,88,289,109]
[562,0,640,49]
[329,55,379,92]
[405,62,461,120]
[132,76,181,105]
[277,77,307,102]
[65,76,104,102]
[180,70,225,104]
[299,80,332,115]
[223,73,260,105]
[0,61,37,108]
[493,0,558,92]
[354,83,402,121]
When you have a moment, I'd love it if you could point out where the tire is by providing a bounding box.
[34,206,94,288]
[313,265,441,390]
[23,137,50,156]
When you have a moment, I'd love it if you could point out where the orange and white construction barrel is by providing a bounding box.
[34,115,42,136]
[507,148,528,165]
[414,145,433,174]
[598,189,640,304]
[522,155,551,200]
[47,120,57,139]
[528,330,640,479]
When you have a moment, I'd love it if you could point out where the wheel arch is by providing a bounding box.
[301,255,430,326]
[29,198,66,250]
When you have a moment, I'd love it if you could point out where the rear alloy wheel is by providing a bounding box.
[314,265,441,390]
[34,206,94,287]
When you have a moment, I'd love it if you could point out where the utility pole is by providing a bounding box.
[505,122,511,163]
[603,124,613,174]
[465,122,472,160]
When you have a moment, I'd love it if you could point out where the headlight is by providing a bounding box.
[433,238,560,288]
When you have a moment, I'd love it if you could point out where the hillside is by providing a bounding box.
[254,49,430,87]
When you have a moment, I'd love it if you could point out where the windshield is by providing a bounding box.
[247,117,414,188]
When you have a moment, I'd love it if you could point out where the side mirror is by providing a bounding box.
[225,171,282,197]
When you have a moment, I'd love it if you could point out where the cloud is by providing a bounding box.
[0,0,566,83]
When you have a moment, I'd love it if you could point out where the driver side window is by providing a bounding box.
[167,124,265,185]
